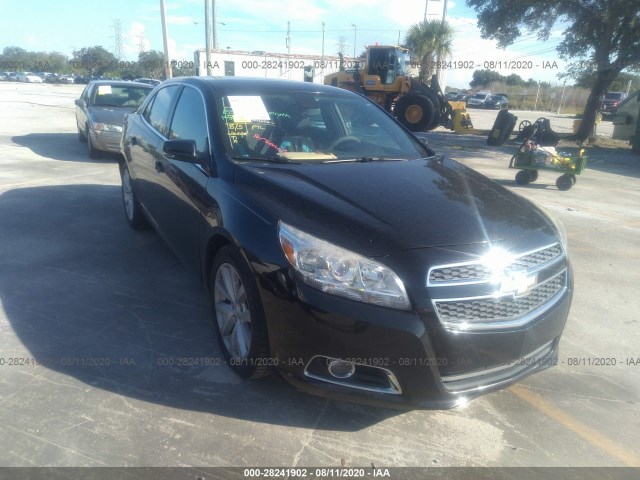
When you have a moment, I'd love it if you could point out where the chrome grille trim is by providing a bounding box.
[427,243,564,287]
[432,269,567,331]
[441,340,555,393]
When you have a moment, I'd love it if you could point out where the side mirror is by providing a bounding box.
[626,115,634,126]
[75,98,85,107]
[163,139,200,163]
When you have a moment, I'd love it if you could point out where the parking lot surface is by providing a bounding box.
[0,83,639,469]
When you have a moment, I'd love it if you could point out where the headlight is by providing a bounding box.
[93,123,123,133]
[278,222,411,310]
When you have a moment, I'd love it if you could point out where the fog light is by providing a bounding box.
[328,359,356,379]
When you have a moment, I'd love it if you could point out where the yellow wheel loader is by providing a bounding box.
[324,45,471,132]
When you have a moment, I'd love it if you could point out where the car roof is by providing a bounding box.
[88,80,154,88]
[160,76,354,96]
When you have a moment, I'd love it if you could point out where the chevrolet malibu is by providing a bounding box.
[119,77,572,409]
[76,80,153,158]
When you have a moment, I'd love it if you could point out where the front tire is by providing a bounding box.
[515,170,531,185]
[119,163,149,229]
[86,126,100,159]
[395,94,435,132]
[556,174,574,191]
[210,246,270,379]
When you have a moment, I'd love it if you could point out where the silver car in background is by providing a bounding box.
[75,80,153,158]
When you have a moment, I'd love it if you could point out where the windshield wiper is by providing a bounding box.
[323,157,407,163]
[231,155,290,163]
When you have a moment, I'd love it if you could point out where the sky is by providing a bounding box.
[0,0,569,89]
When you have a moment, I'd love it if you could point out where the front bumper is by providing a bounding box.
[89,129,123,153]
[260,264,573,409]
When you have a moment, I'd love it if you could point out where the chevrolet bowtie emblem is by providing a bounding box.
[500,270,537,296]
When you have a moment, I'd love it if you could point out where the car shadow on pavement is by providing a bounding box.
[0,184,401,430]
[11,132,121,163]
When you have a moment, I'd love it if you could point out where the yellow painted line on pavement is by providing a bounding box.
[510,384,639,466]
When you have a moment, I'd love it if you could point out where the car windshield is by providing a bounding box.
[218,92,429,162]
[473,93,487,99]
[605,93,623,100]
[91,84,150,108]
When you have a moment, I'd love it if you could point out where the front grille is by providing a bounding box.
[512,244,563,270]
[429,264,493,283]
[434,270,566,329]
[428,243,563,285]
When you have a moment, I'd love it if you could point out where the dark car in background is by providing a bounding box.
[75,80,153,158]
[600,92,628,118]
[467,91,492,108]
[119,77,572,409]
[485,94,509,110]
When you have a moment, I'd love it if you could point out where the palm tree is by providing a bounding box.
[404,19,454,83]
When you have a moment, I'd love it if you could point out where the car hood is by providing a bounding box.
[234,157,554,257]
[88,107,138,126]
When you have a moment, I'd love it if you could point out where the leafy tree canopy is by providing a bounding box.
[466,0,640,140]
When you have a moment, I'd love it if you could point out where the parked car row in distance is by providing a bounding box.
[445,91,509,110]
[1,72,163,85]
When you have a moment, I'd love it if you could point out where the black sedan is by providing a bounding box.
[486,95,509,110]
[119,77,572,409]
[75,80,153,158]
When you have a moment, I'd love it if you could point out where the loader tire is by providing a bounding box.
[395,94,435,132]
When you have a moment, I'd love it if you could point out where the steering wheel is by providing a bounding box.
[328,136,362,151]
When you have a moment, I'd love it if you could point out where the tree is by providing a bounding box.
[576,71,640,92]
[72,46,118,76]
[505,73,525,86]
[466,0,640,141]
[469,69,503,87]
[404,19,454,83]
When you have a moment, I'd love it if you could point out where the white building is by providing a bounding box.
[193,48,350,83]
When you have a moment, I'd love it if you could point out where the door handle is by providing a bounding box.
[130,136,137,145]
[155,160,165,173]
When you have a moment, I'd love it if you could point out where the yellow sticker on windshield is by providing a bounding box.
[97,85,112,95]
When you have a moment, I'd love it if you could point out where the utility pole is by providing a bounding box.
[160,0,172,79]
[352,24,357,59]
[286,21,291,79]
[205,0,212,75]
[424,0,428,21]
[534,80,541,111]
[557,80,567,114]
[212,0,219,50]
[321,22,325,79]
[435,0,448,90]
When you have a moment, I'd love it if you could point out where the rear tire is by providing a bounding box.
[210,246,270,379]
[395,94,434,132]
